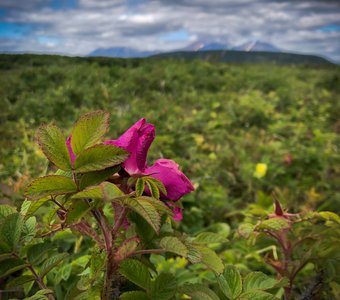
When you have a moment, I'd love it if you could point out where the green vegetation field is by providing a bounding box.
[0,54,339,298]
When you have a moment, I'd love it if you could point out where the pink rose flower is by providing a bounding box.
[66,118,194,221]
[105,118,194,220]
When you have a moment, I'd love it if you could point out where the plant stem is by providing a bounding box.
[27,265,55,300]
[276,231,293,300]
[92,209,112,251]
[12,253,54,299]
[51,196,66,210]
[102,250,119,300]
[129,249,165,257]
[112,206,127,237]
[85,199,118,299]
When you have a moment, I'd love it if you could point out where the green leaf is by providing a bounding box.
[124,198,161,234]
[257,218,290,231]
[24,289,54,300]
[207,223,231,238]
[0,212,23,251]
[73,144,128,173]
[243,272,278,292]
[40,253,68,277]
[25,175,77,200]
[180,284,220,300]
[101,181,124,200]
[151,272,177,300]
[238,223,255,239]
[70,110,110,156]
[194,232,228,244]
[120,291,148,300]
[195,245,224,274]
[0,258,29,279]
[114,237,140,262]
[217,265,242,300]
[73,287,101,300]
[160,236,188,257]
[135,177,145,197]
[37,123,71,170]
[128,212,155,242]
[79,166,119,190]
[25,197,50,216]
[145,179,160,199]
[90,249,105,277]
[77,274,92,291]
[136,196,173,215]
[0,253,13,262]
[0,241,11,254]
[186,244,203,264]
[55,168,73,177]
[21,216,37,243]
[71,185,102,200]
[239,290,277,300]
[0,205,16,220]
[66,200,92,224]
[144,177,167,195]
[20,199,31,216]
[27,243,54,265]
[119,259,151,290]
[319,211,340,224]
[6,275,35,288]
[71,182,123,201]
[54,263,72,284]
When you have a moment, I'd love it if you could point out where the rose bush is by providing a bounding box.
[66,117,194,221]
[0,111,233,300]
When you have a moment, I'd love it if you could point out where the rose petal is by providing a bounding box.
[105,118,155,175]
[167,202,183,222]
[145,159,194,201]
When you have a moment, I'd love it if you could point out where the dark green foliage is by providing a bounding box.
[0,54,339,299]
[153,50,332,64]
[1,54,338,219]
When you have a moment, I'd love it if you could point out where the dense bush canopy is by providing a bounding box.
[0,54,339,299]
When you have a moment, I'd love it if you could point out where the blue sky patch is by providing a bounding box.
[37,36,60,46]
[0,22,31,38]
[317,24,340,33]
[160,30,190,42]
[50,0,78,10]
[0,8,6,17]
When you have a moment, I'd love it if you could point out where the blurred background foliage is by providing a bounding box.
[1,55,338,216]
[0,54,339,297]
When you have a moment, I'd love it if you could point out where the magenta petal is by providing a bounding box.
[105,118,155,175]
[172,207,183,222]
[66,136,76,165]
[167,202,183,222]
[145,159,194,201]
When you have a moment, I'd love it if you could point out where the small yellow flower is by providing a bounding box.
[209,152,217,160]
[254,163,267,178]
[175,257,188,268]
[193,134,204,146]
[34,146,44,158]
[210,111,217,118]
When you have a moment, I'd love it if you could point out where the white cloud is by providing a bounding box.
[1,0,340,61]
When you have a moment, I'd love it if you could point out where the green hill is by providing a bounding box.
[0,54,339,218]
[152,50,333,65]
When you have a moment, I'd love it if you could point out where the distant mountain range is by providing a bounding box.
[89,47,158,58]
[232,41,280,52]
[152,50,332,65]
[88,40,279,58]
[88,41,332,65]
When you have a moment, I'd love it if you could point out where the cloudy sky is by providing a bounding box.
[0,0,339,61]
